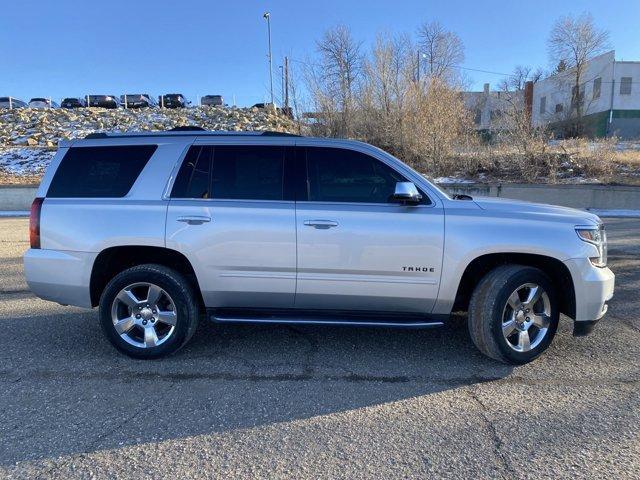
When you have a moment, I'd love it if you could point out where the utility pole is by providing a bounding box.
[279,65,284,105]
[284,56,289,109]
[416,50,421,83]
[263,12,274,106]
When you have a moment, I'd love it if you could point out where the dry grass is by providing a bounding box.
[411,138,640,185]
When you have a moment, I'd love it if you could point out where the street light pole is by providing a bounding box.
[263,12,274,106]
[279,65,284,106]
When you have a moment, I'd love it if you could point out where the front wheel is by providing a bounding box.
[468,265,559,364]
[99,264,199,359]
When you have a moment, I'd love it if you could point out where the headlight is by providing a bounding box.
[576,225,607,268]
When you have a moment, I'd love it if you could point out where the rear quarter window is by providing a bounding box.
[47,145,157,198]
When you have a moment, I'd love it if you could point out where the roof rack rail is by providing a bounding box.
[84,132,108,139]
[82,129,301,139]
[259,131,300,137]
[170,126,206,131]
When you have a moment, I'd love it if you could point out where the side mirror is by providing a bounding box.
[392,182,422,205]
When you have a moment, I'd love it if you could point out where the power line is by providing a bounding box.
[289,56,523,79]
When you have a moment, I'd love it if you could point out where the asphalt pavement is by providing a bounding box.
[0,217,638,479]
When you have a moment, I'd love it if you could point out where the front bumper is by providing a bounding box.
[563,257,614,331]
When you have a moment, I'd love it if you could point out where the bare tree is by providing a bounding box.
[417,21,464,82]
[359,33,413,147]
[314,25,363,137]
[547,12,609,134]
[305,23,473,176]
[498,65,544,92]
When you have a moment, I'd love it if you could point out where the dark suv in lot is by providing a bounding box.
[121,94,157,109]
[159,94,189,108]
[61,97,87,109]
[87,95,120,109]
[201,95,224,107]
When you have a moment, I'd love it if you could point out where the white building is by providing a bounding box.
[532,51,640,138]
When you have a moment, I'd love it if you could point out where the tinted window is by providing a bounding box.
[211,146,284,200]
[47,145,156,198]
[171,147,210,198]
[306,147,424,204]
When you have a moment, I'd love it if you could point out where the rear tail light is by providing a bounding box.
[29,197,44,249]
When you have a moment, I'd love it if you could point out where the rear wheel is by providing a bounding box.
[99,264,199,359]
[468,265,559,364]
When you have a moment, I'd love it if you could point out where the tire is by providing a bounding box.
[468,265,559,365]
[99,264,199,359]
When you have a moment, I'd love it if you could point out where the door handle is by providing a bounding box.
[177,215,211,225]
[304,219,338,229]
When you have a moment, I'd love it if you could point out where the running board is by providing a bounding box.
[209,311,445,329]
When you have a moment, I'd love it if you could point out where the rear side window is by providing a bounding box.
[47,145,156,198]
[212,146,284,200]
[172,146,285,201]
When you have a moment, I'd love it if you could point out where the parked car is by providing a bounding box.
[159,93,189,108]
[87,95,120,109]
[0,97,27,109]
[121,94,157,109]
[252,103,293,118]
[28,98,59,108]
[61,97,87,109]
[251,102,275,110]
[24,131,614,364]
[201,95,223,107]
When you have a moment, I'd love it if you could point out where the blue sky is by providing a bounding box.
[2,0,639,106]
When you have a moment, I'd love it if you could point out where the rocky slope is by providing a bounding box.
[0,106,299,148]
[0,106,300,182]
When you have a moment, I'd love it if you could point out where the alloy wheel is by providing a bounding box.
[110,282,178,349]
[501,283,551,352]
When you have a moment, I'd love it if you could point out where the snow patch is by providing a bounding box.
[0,148,55,176]
[0,210,29,217]
[433,177,475,184]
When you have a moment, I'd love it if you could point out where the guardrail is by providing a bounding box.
[440,183,640,210]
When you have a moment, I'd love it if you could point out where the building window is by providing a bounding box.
[593,77,601,99]
[474,109,482,125]
[555,104,564,114]
[539,96,546,114]
[571,85,584,108]
[620,77,632,95]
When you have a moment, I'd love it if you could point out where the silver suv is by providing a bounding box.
[24,130,615,364]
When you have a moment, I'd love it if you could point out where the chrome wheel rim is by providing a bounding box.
[110,282,178,349]
[501,283,551,353]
